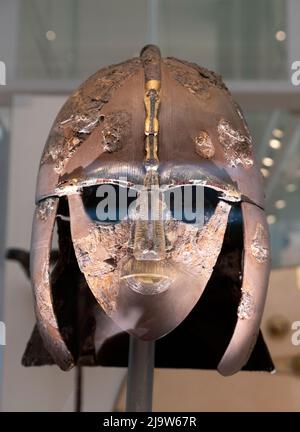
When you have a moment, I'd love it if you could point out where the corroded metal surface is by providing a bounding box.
[218,118,253,168]
[101,111,131,153]
[40,58,141,174]
[237,288,255,320]
[168,201,231,277]
[194,131,215,159]
[167,57,229,93]
[250,223,269,263]
[36,197,56,221]
[163,57,226,98]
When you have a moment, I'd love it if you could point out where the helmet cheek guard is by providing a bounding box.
[30,45,272,375]
[31,197,74,370]
[218,202,270,375]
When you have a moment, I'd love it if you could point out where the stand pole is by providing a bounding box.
[126,336,155,412]
[75,365,82,412]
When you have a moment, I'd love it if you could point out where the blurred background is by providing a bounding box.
[1,0,300,411]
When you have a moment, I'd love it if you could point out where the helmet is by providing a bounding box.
[30,45,272,375]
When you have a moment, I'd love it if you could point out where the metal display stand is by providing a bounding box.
[126,336,155,412]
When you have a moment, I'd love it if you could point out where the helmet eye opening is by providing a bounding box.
[81,184,138,224]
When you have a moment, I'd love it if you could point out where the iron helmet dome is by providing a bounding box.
[31,45,271,375]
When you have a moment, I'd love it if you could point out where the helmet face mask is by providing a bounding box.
[67,184,232,341]
[30,45,272,375]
